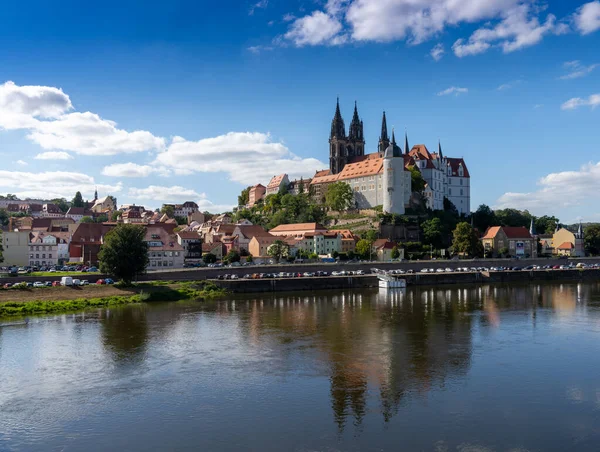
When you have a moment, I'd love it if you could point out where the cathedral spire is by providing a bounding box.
[378,111,390,153]
[391,128,396,145]
[94,186,98,201]
[330,97,346,139]
[404,130,410,155]
[438,139,444,159]
[348,100,363,141]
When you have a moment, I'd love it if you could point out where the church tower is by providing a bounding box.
[347,101,365,158]
[378,111,390,154]
[329,98,348,175]
[383,142,406,215]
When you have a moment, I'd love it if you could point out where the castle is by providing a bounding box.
[261,99,471,215]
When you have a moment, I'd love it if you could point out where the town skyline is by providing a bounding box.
[1,1,600,223]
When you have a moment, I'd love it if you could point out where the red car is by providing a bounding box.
[96,279,105,285]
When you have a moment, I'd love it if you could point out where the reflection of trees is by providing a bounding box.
[100,305,149,366]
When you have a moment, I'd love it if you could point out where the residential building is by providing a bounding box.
[337,230,358,254]
[145,227,185,269]
[269,223,328,238]
[552,225,585,257]
[65,207,89,222]
[28,232,69,267]
[248,184,266,207]
[481,226,537,258]
[232,225,273,253]
[42,203,64,218]
[248,235,279,259]
[296,232,341,256]
[288,178,311,195]
[69,223,116,265]
[1,231,30,266]
[187,211,205,226]
[266,174,290,196]
[372,239,402,261]
[202,242,223,260]
[176,231,202,261]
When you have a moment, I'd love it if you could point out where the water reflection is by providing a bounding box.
[2,282,600,451]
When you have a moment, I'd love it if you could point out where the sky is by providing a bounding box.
[0,0,599,223]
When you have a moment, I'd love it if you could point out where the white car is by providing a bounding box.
[80,280,89,285]
[33,281,45,288]
[420,268,428,273]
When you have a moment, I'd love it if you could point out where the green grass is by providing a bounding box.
[0,281,227,318]
[27,271,89,277]
[0,294,144,317]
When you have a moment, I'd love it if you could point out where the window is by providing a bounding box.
[49,254,52,259]
[448,178,452,184]
[460,189,463,196]
[36,254,39,259]
[449,188,452,195]
[460,179,463,185]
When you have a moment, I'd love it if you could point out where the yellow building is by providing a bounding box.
[552,226,585,257]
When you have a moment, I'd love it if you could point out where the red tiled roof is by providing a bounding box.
[236,225,272,239]
[267,174,287,189]
[447,157,470,178]
[269,223,327,233]
[557,242,574,250]
[177,231,201,240]
[482,226,532,240]
[337,157,383,180]
[313,169,331,178]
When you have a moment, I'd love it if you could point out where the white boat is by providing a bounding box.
[377,274,407,289]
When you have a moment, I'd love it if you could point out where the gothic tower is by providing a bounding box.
[329,98,348,174]
[378,111,390,154]
[383,143,406,215]
[348,101,365,158]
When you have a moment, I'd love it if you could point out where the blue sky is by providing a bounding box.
[0,0,599,222]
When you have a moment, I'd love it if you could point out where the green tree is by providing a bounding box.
[238,186,251,206]
[111,211,121,222]
[472,204,497,233]
[422,217,444,249]
[80,216,94,223]
[298,178,305,194]
[452,222,481,257]
[535,215,559,235]
[443,197,459,217]
[160,205,174,217]
[325,181,354,212]
[203,253,217,264]
[51,198,69,213]
[72,191,85,208]
[246,255,253,263]
[267,240,289,261]
[332,250,340,259]
[391,246,400,259]
[0,208,8,226]
[99,224,149,284]
[355,239,372,260]
[584,224,600,255]
[495,208,531,228]
[409,167,426,194]
[95,214,108,223]
[364,229,379,242]
[223,249,240,264]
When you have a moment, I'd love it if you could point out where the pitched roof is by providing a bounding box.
[557,241,574,250]
[337,157,383,180]
[177,231,201,240]
[482,226,532,240]
[313,169,331,178]
[447,157,470,178]
[267,174,287,189]
[269,223,327,233]
[66,207,86,215]
[202,242,223,252]
[409,144,433,160]
[236,225,272,239]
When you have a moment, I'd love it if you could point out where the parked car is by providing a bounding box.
[96,279,105,285]
[61,276,74,286]
[81,280,89,285]
[44,281,53,287]
[72,279,81,286]
[104,278,114,284]
[33,281,45,288]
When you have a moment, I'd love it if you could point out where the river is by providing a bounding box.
[1,283,600,451]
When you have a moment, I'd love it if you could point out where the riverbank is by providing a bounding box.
[0,281,226,317]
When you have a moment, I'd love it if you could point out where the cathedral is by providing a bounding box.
[310,99,471,215]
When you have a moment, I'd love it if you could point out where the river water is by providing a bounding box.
[1,283,600,451]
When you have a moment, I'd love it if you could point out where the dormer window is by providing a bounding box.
[458,166,464,177]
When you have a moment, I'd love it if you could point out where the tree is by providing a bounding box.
[0,230,4,263]
[422,217,444,249]
[443,197,459,217]
[223,249,240,264]
[409,167,426,194]
[0,208,8,226]
[238,186,251,206]
[451,222,481,257]
[472,204,497,233]
[95,214,108,223]
[267,240,289,261]
[51,198,69,213]
[111,211,121,222]
[160,205,174,218]
[80,216,94,223]
[584,225,600,255]
[72,191,85,208]
[391,246,400,259]
[98,224,149,284]
[495,208,531,228]
[325,181,354,212]
[355,239,372,260]
[298,178,305,194]
[364,229,379,242]
[535,215,559,235]
[203,253,217,264]
[246,255,253,263]
[332,250,340,259]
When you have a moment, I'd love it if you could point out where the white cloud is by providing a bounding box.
[559,60,599,80]
[437,86,468,96]
[247,45,274,54]
[561,94,600,110]
[15,160,27,166]
[34,151,73,160]
[496,79,522,91]
[128,185,202,201]
[284,10,345,46]
[430,43,445,61]
[0,81,165,156]
[102,163,158,178]
[0,170,121,200]
[452,3,560,57]
[249,0,268,15]
[495,162,600,214]
[574,1,600,35]
[153,132,326,186]
[196,198,236,214]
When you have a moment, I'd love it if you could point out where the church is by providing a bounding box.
[308,99,471,215]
